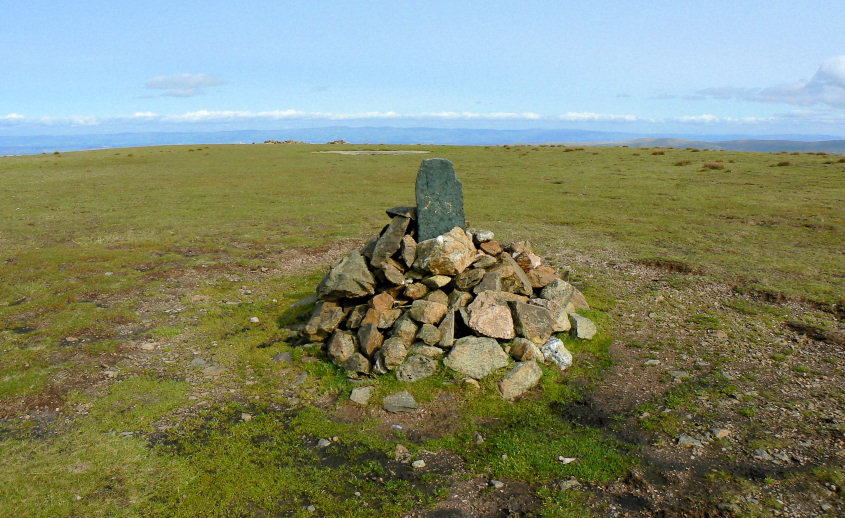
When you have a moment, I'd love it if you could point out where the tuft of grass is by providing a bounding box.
[702,161,725,170]
[689,313,721,330]
[737,406,758,418]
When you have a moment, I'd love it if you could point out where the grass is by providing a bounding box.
[1,143,844,515]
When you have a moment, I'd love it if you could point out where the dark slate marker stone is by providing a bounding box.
[415,158,466,242]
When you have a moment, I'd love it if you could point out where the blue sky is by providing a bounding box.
[2,1,844,137]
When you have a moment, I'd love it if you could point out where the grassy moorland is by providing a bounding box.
[0,143,843,516]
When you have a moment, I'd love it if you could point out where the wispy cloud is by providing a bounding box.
[2,109,844,128]
[699,55,845,109]
[649,94,676,100]
[556,112,640,122]
[144,73,226,97]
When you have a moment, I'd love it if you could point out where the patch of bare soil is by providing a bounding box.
[544,245,844,516]
[315,151,431,155]
[331,392,469,444]
[409,477,540,518]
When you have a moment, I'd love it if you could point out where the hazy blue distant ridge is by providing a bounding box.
[1,127,844,155]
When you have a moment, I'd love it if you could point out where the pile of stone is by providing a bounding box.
[298,159,596,400]
[264,139,305,144]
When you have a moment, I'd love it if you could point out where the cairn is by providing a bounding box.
[298,158,596,400]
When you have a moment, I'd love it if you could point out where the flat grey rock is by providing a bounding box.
[291,372,308,388]
[290,294,317,310]
[678,433,703,448]
[350,385,373,405]
[498,361,543,400]
[271,351,293,363]
[443,336,509,379]
[396,355,438,382]
[568,313,597,340]
[189,357,209,367]
[383,390,418,413]
[342,352,371,374]
[415,158,466,241]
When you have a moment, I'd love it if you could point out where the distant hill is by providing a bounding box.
[601,137,845,154]
[1,127,844,155]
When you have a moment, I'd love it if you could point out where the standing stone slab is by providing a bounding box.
[415,158,466,241]
[438,309,456,347]
[400,235,417,268]
[371,215,411,268]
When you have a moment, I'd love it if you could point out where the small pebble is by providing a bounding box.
[464,378,480,389]
[490,480,504,489]
[240,413,252,421]
[559,478,580,490]
[412,459,426,469]
[249,316,260,323]
[316,438,331,448]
